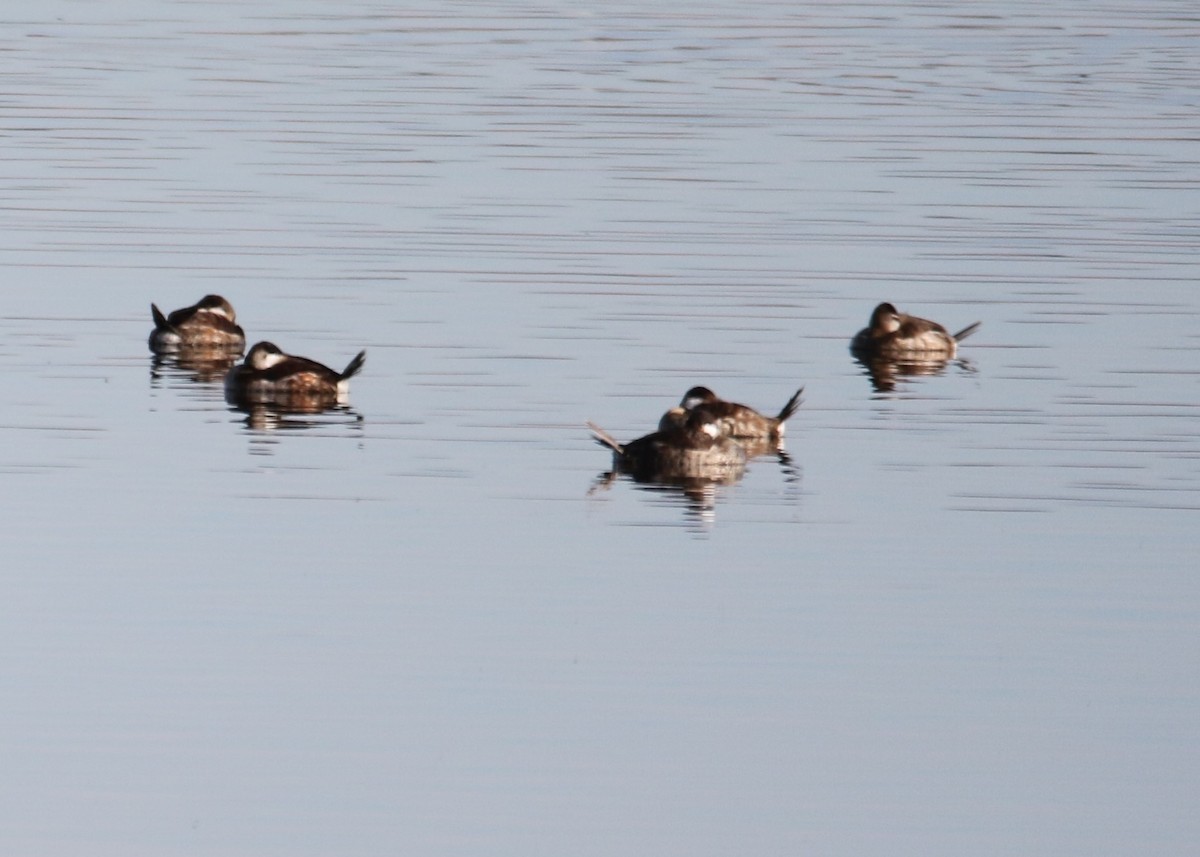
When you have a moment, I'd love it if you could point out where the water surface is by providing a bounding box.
[1,1,1197,855]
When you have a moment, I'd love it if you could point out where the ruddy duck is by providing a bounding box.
[851,302,980,360]
[226,341,366,409]
[588,409,747,482]
[674,385,804,444]
[149,294,246,353]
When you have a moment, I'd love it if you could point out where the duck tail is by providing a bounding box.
[151,303,170,329]
[775,386,805,424]
[953,321,981,343]
[586,421,624,454]
[340,350,367,380]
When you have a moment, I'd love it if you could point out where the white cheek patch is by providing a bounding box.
[249,348,288,370]
[700,422,720,440]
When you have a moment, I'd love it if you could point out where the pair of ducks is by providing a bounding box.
[149,295,366,408]
[590,385,804,482]
[592,302,981,480]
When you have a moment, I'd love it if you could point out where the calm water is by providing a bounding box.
[2,1,1198,854]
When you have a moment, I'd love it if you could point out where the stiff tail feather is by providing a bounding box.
[775,386,805,424]
[586,421,624,455]
[151,303,171,330]
[952,321,981,343]
[340,350,367,380]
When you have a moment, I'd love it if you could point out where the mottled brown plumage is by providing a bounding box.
[851,302,980,360]
[226,341,366,410]
[588,409,747,483]
[149,294,245,353]
[674,385,804,452]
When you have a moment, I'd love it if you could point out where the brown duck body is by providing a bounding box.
[226,341,366,409]
[589,411,746,482]
[851,302,980,360]
[149,294,245,353]
[676,386,803,444]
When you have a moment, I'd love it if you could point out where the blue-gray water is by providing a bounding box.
[1,1,1197,854]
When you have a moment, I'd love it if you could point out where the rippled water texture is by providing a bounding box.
[1,1,1197,854]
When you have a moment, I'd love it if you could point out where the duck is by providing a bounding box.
[851,302,980,360]
[225,341,366,409]
[673,385,804,445]
[148,294,245,353]
[588,408,747,483]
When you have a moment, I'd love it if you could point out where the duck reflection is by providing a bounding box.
[854,353,978,393]
[769,447,803,486]
[150,348,242,385]
[612,475,729,530]
[233,402,364,434]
